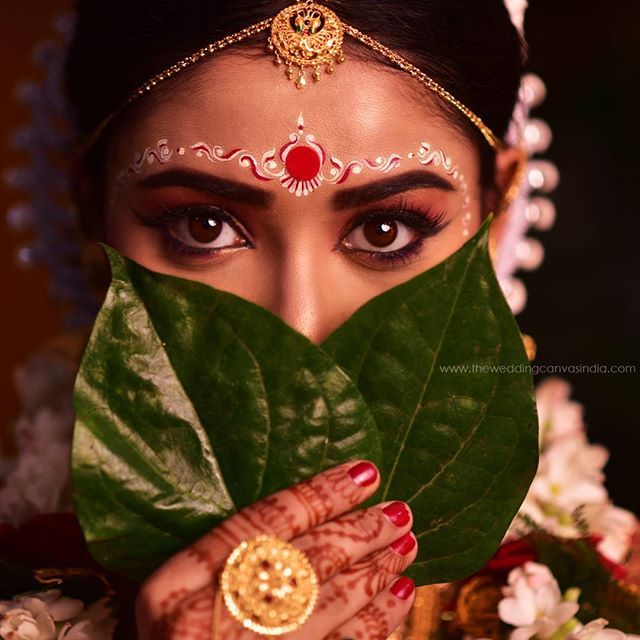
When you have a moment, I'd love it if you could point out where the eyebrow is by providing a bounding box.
[331,170,456,210]
[135,166,455,210]
[136,168,274,209]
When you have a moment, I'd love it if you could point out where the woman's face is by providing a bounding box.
[105,51,504,343]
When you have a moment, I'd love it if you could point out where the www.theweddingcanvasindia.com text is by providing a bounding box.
[439,363,637,375]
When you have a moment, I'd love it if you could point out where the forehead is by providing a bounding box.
[108,49,479,189]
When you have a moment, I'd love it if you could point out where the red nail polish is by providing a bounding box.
[347,461,378,487]
[382,502,411,527]
[389,532,416,556]
[390,577,415,600]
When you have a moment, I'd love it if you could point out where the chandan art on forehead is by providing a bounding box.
[114,113,473,236]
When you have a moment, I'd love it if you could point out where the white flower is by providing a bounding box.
[536,378,585,447]
[568,618,640,640]
[0,592,115,640]
[505,377,639,562]
[530,432,608,514]
[23,592,84,623]
[584,503,638,564]
[0,607,51,640]
[57,598,117,640]
[498,562,579,640]
[507,430,612,541]
[0,591,69,640]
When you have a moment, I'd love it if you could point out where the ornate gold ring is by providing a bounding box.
[219,534,319,635]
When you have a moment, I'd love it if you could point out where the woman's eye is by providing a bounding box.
[168,210,248,250]
[341,218,420,253]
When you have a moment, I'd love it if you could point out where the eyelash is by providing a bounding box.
[339,199,448,267]
[134,199,448,268]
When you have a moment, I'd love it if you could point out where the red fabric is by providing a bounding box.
[483,538,538,574]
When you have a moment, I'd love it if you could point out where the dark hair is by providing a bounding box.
[66,0,524,205]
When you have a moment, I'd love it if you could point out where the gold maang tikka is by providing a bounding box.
[268,0,345,88]
[81,0,503,152]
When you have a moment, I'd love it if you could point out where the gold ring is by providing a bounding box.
[219,534,319,635]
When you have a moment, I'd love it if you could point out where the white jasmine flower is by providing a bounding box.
[508,431,611,541]
[498,562,579,640]
[530,433,608,514]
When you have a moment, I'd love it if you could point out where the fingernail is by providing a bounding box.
[347,461,378,487]
[390,577,415,600]
[382,501,411,527]
[389,532,416,556]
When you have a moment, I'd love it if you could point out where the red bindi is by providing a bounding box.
[284,145,322,181]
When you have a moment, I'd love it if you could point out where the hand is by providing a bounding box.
[135,460,418,639]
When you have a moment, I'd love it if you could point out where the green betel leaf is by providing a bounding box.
[322,215,539,583]
[72,215,538,584]
[72,248,382,579]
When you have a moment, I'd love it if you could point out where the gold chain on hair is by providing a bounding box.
[81,2,502,152]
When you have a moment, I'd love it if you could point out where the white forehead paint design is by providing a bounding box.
[113,113,473,237]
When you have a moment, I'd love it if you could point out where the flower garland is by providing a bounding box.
[506,377,638,563]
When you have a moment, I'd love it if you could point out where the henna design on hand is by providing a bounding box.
[360,602,390,638]
[325,603,389,640]
[306,507,385,545]
[151,586,214,640]
[304,542,352,581]
[138,463,384,639]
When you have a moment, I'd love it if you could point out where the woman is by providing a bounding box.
[64,1,525,636]
[3,0,550,638]
[67,2,536,638]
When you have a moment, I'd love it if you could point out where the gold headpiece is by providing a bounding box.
[84,0,502,151]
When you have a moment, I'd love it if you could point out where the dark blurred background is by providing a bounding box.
[522,1,640,513]
[1,1,639,511]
